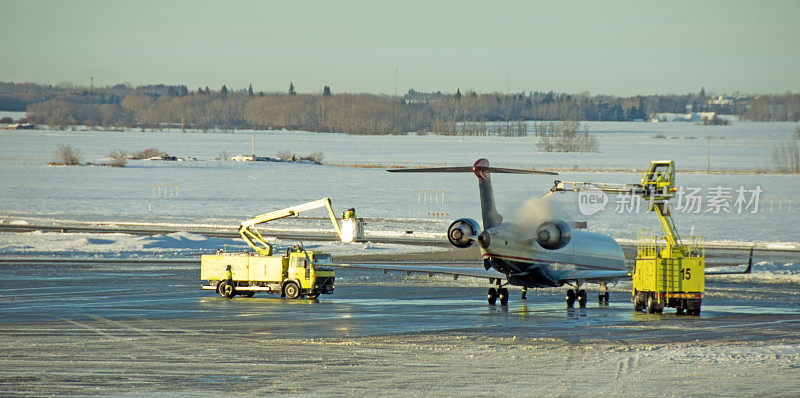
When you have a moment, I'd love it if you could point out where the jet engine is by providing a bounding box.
[447,218,480,248]
[536,220,571,250]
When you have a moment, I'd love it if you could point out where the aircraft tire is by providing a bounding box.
[487,288,498,305]
[578,289,587,308]
[566,289,576,308]
[498,288,509,306]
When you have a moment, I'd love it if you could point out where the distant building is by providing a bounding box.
[707,96,732,106]
[651,112,717,122]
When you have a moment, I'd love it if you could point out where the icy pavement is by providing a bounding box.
[0,260,798,396]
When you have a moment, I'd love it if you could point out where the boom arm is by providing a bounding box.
[238,198,343,255]
[551,161,685,255]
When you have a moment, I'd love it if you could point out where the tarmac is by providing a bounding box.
[1,251,799,396]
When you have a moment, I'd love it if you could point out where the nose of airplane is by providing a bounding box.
[477,230,491,249]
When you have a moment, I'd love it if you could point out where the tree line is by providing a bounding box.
[1,82,797,134]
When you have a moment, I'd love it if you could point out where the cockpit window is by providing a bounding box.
[314,254,333,265]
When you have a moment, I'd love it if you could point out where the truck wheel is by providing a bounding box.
[647,295,657,314]
[243,292,255,298]
[219,281,236,299]
[306,292,320,299]
[284,282,300,299]
[634,292,645,311]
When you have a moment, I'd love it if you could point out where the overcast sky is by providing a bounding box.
[2,0,798,96]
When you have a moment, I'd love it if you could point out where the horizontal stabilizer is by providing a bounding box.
[388,166,557,175]
[706,247,754,275]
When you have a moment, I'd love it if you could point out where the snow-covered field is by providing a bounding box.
[2,120,797,170]
[0,230,445,259]
[0,121,798,265]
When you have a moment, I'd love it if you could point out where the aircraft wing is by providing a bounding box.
[553,269,630,283]
[331,262,507,281]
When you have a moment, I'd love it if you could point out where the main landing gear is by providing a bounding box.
[566,282,610,308]
[566,288,587,308]
[597,282,610,306]
[487,280,509,306]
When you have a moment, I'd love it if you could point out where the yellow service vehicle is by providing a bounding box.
[202,198,344,299]
[631,161,704,315]
[552,160,751,314]
[201,247,335,299]
[633,231,704,314]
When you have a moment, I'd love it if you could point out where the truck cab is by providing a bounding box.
[286,250,335,298]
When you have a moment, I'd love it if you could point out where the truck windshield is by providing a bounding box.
[314,254,333,265]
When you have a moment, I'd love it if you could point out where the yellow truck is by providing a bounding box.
[552,160,751,315]
[202,198,352,299]
[632,230,704,314]
[201,248,335,299]
[631,161,704,315]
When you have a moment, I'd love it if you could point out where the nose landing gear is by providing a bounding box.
[487,281,509,306]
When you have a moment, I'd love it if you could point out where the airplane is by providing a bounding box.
[335,158,629,308]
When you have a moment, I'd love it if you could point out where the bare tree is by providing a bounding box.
[51,144,82,165]
[133,148,164,159]
[107,149,128,159]
[302,151,325,164]
[772,140,800,172]
[534,121,598,152]
[276,150,295,161]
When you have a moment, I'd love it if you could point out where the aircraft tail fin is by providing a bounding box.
[473,159,503,229]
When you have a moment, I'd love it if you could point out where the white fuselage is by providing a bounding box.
[479,223,626,284]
